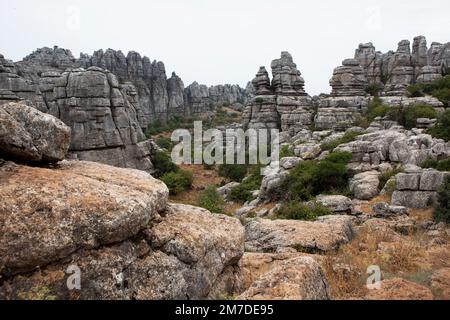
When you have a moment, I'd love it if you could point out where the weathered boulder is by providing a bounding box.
[365,278,433,300]
[372,202,408,217]
[0,160,169,276]
[316,195,353,214]
[271,52,306,96]
[279,157,303,170]
[237,256,330,300]
[0,161,245,300]
[0,102,70,163]
[245,216,355,253]
[349,171,380,200]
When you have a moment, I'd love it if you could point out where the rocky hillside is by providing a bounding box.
[0,47,251,171]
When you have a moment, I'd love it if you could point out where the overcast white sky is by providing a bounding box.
[1,0,449,94]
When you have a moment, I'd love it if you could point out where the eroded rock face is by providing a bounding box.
[0,162,245,300]
[391,168,449,208]
[243,52,314,135]
[352,36,449,96]
[237,256,330,300]
[245,216,355,253]
[330,59,368,97]
[0,102,70,163]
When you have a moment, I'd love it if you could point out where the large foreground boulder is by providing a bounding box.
[245,216,355,253]
[237,256,330,300]
[0,102,70,163]
[0,161,245,299]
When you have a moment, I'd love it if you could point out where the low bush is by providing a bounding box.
[402,104,438,129]
[155,136,174,151]
[198,186,225,213]
[280,145,295,158]
[378,167,403,190]
[282,152,353,201]
[218,164,248,182]
[406,75,450,106]
[421,158,450,172]
[365,83,384,96]
[229,166,264,203]
[276,201,331,221]
[428,109,450,141]
[160,170,194,195]
[152,151,178,177]
[434,177,450,223]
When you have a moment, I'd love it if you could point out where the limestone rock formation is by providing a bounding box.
[0,161,245,300]
[245,216,355,253]
[237,256,330,300]
[0,102,70,163]
[330,59,368,97]
[391,168,449,208]
[243,52,314,135]
[351,36,449,96]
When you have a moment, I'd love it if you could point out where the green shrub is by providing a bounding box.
[155,136,174,151]
[421,158,450,172]
[282,151,353,201]
[378,167,403,190]
[218,164,248,182]
[365,83,384,96]
[428,109,450,141]
[402,104,438,129]
[276,201,331,221]
[434,177,450,223]
[280,145,295,158]
[407,84,425,97]
[320,131,362,151]
[406,75,450,106]
[255,97,264,104]
[198,186,225,213]
[152,151,178,177]
[229,166,263,203]
[160,170,194,195]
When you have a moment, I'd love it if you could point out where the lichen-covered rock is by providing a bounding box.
[0,102,70,163]
[0,160,169,276]
[237,256,330,300]
[365,278,433,300]
[0,162,245,300]
[245,216,355,253]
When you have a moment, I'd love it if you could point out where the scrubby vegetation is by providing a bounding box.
[402,104,438,129]
[280,151,353,202]
[152,151,178,177]
[160,170,194,195]
[321,131,362,151]
[421,158,450,172]
[378,167,403,191]
[366,97,438,129]
[198,186,225,213]
[428,109,450,141]
[407,75,450,106]
[155,136,174,151]
[434,177,450,223]
[279,145,295,158]
[218,164,248,182]
[365,83,383,96]
[229,166,264,203]
[275,201,331,221]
